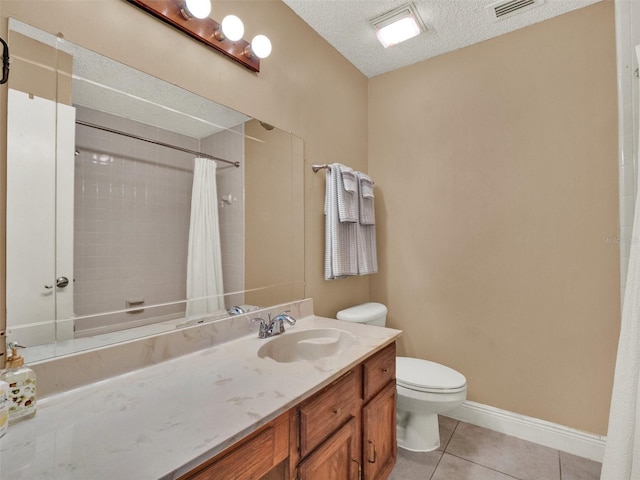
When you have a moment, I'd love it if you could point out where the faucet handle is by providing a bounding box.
[275,310,296,325]
[251,317,268,338]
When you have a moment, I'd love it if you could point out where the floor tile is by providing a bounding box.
[445,422,561,480]
[388,448,442,480]
[431,453,519,480]
[559,452,601,480]
[437,415,458,451]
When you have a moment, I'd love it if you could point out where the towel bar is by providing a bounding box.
[312,164,374,184]
[312,164,331,173]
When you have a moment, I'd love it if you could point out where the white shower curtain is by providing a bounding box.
[601,45,640,479]
[186,158,225,317]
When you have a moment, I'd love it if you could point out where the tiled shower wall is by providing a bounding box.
[616,0,640,302]
[73,107,244,336]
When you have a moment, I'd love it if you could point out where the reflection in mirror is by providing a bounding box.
[5,19,304,361]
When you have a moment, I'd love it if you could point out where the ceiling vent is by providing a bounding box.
[486,0,544,21]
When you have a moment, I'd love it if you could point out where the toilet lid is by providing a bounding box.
[396,357,467,392]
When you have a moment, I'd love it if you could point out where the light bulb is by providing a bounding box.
[251,35,272,59]
[221,15,244,41]
[375,16,421,48]
[184,0,211,19]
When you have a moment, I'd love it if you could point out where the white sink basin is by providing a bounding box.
[257,328,355,363]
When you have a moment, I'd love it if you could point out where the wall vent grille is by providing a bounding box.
[486,0,543,21]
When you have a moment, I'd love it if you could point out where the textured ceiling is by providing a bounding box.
[10,19,249,139]
[282,0,602,78]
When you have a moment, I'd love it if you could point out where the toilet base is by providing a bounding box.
[396,411,440,452]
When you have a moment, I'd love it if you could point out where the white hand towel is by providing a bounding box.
[336,164,359,223]
[357,223,378,276]
[357,172,376,226]
[360,174,374,198]
[341,167,357,193]
[325,166,358,280]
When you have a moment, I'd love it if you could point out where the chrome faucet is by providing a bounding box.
[271,310,296,335]
[252,311,296,339]
[227,306,245,316]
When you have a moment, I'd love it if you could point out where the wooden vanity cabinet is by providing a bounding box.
[180,342,397,480]
[291,342,397,480]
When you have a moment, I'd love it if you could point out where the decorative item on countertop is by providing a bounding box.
[0,329,6,370]
[0,380,9,437]
[1,342,36,424]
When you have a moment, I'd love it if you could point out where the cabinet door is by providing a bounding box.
[297,418,360,480]
[362,382,396,480]
[182,413,289,480]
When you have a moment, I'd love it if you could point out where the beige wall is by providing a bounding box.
[369,2,619,435]
[9,31,72,104]
[244,118,304,307]
[0,0,370,328]
[0,0,622,435]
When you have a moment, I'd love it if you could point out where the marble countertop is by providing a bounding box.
[0,314,401,479]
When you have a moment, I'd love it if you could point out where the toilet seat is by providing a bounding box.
[396,357,467,394]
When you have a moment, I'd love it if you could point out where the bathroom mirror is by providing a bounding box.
[5,19,304,361]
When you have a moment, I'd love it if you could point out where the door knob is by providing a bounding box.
[56,276,69,288]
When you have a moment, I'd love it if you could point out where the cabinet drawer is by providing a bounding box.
[363,343,396,403]
[182,412,289,480]
[298,370,359,458]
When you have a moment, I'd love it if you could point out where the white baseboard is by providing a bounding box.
[447,401,606,463]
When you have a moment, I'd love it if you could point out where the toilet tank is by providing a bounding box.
[336,302,387,327]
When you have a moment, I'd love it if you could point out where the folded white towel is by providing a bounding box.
[325,166,358,280]
[335,163,358,223]
[359,173,374,198]
[357,172,376,226]
[341,168,357,193]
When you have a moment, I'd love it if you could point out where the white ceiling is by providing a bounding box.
[282,0,602,78]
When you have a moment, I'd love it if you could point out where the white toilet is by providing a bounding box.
[336,302,467,452]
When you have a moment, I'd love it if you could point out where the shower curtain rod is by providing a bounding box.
[75,120,241,168]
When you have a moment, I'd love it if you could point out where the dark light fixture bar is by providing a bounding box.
[126,0,261,72]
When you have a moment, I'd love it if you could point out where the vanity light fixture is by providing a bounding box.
[221,15,244,41]
[369,2,426,48]
[182,0,211,19]
[245,35,272,59]
[127,0,272,72]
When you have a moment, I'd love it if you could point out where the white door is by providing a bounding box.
[6,89,75,346]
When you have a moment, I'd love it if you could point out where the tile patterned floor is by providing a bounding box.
[389,416,602,480]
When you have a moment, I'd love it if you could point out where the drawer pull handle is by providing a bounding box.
[382,368,388,373]
[352,458,362,480]
[332,407,341,415]
[368,440,377,464]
